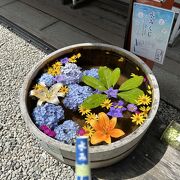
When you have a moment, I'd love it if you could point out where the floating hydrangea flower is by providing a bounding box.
[32,103,64,128]
[127,104,137,112]
[38,73,54,87]
[104,88,118,98]
[60,63,82,85]
[54,120,79,144]
[39,125,56,138]
[82,68,99,79]
[54,75,64,83]
[63,84,93,111]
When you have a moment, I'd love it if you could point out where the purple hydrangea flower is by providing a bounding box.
[32,103,64,128]
[107,107,123,118]
[54,120,79,144]
[38,73,54,87]
[104,88,118,98]
[60,63,82,85]
[63,84,93,111]
[54,75,64,83]
[127,104,137,112]
[39,125,56,138]
[82,68,99,79]
[60,57,69,64]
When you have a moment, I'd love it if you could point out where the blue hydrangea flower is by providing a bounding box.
[32,103,64,128]
[63,84,93,111]
[38,73,54,87]
[60,63,82,85]
[54,120,79,144]
[82,68,99,79]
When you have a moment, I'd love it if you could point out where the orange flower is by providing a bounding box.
[90,112,125,145]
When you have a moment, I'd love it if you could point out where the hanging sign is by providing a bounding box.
[130,3,175,64]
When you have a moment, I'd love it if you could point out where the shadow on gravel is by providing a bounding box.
[92,100,180,179]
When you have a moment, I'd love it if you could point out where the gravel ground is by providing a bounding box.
[0,24,180,180]
[0,25,75,180]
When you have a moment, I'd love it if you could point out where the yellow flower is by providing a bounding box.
[33,84,45,91]
[69,53,81,63]
[136,66,140,71]
[101,99,112,109]
[47,62,62,76]
[131,113,145,125]
[139,106,151,117]
[83,125,95,138]
[30,83,65,106]
[78,105,91,116]
[76,53,81,58]
[85,113,98,125]
[130,73,138,77]
[147,85,152,95]
[136,94,152,105]
[52,61,62,69]
[59,86,69,94]
[118,57,124,62]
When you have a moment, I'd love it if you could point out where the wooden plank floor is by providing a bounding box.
[0,0,180,179]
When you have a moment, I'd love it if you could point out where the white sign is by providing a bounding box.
[131,3,175,64]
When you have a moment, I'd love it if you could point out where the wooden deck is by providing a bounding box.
[0,1,180,179]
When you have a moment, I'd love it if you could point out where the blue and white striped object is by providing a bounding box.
[75,136,91,180]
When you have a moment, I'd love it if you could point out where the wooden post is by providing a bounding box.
[124,0,174,69]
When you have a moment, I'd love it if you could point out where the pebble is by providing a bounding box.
[0,25,75,179]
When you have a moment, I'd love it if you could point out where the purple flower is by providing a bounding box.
[82,68,99,79]
[63,84,93,111]
[60,63,82,85]
[104,88,118,98]
[94,89,102,94]
[107,107,123,118]
[108,100,126,117]
[54,75,64,83]
[38,73,54,87]
[112,100,125,108]
[77,128,86,136]
[60,57,69,64]
[54,120,79,144]
[135,110,141,114]
[127,104,137,112]
[40,125,56,138]
[32,103,64,128]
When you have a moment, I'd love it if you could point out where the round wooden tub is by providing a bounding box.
[20,43,160,168]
